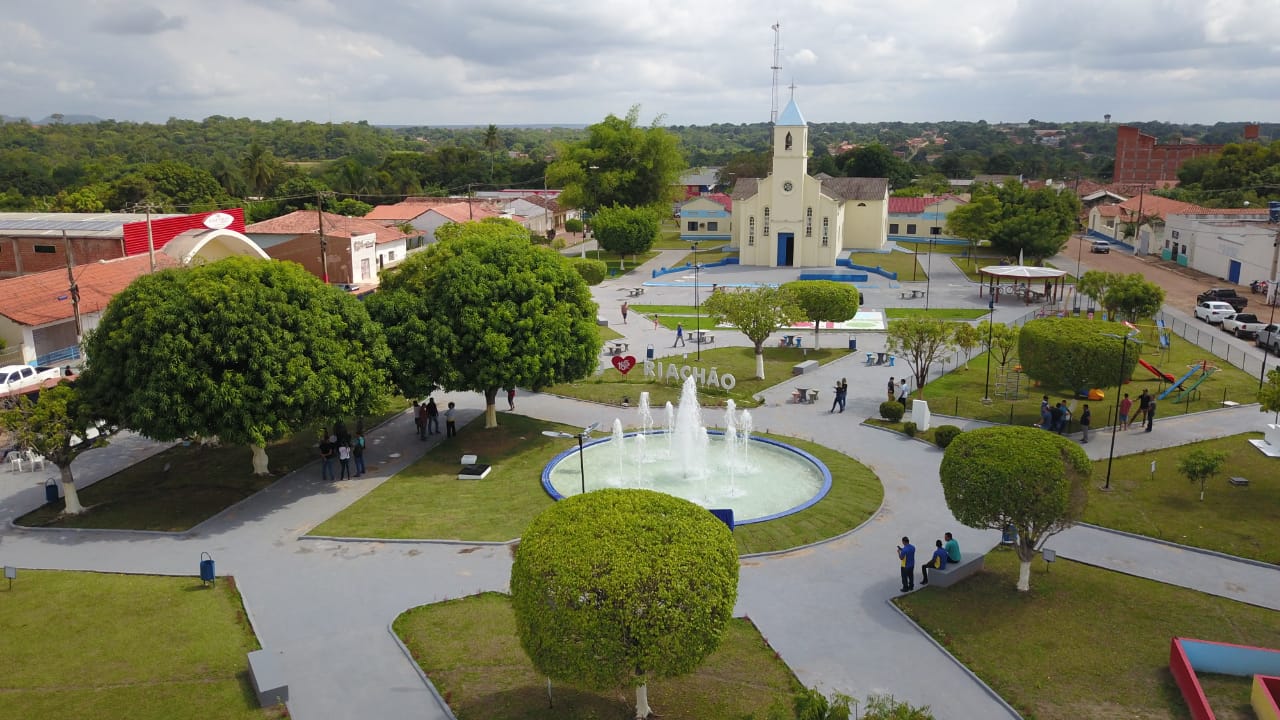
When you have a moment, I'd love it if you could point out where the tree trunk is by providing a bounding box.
[484,386,499,429]
[813,326,820,348]
[754,344,765,379]
[1017,559,1032,592]
[59,464,84,515]
[634,682,652,719]
[250,443,270,475]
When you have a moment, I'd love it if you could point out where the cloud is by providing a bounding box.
[91,4,186,35]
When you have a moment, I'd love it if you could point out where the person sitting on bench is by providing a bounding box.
[921,539,949,584]
[944,532,960,564]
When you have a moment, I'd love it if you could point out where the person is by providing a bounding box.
[445,401,457,438]
[1049,402,1065,434]
[830,378,847,413]
[318,435,335,481]
[887,376,896,401]
[417,400,428,440]
[653,313,660,331]
[621,301,629,324]
[1133,389,1151,428]
[412,400,423,438]
[425,398,440,435]
[1118,392,1133,430]
[352,431,366,477]
[897,537,916,592]
[336,439,352,480]
[507,387,516,411]
[673,322,686,347]
[921,539,949,584]
[1039,395,1051,429]
[839,378,848,412]
[944,532,961,564]
[897,378,909,408]
[1079,404,1091,443]
[1145,398,1157,433]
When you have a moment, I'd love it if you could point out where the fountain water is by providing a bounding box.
[541,376,831,524]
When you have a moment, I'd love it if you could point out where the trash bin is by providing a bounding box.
[44,478,58,504]
[1001,524,1018,545]
[646,344,654,360]
[200,552,216,586]
[795,337,802,348]
[848,336,857,351]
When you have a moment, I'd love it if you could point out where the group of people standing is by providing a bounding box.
[887,376,911,407]
[318,427,366,481]
[1118,390,1156,433]
[412,398,457,439]
[897,533,961,592]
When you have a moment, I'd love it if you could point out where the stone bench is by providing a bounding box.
[248,649,288,707]
[927,554,985,588]
[792,359,819,375]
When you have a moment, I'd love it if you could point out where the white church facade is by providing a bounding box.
[730,99,889,267]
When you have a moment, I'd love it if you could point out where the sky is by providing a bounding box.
[2,0,1279,127]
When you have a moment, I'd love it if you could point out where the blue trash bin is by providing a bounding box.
[199,552,216,586]
[848,336,857,351]
[44,479,58,504]
[646,344,654,360]
[1001,524,1018,545]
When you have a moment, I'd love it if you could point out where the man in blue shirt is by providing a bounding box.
[921,539,949,584]
[897,536,916,592]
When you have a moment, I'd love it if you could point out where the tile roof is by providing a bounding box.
[820,177,889,201]
[1116,193,1207,221]
[729,178,759,200]
[519,195,561,212]
[889,197,929,214]
[245,211,415,245]
[703,193,733,211]
[429,202,501,224]
[0,253,179,326]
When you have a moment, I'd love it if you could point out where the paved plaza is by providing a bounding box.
[2,245,1277,719]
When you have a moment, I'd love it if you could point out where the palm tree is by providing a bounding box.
[484,124,500,183]
[241,142,277,196]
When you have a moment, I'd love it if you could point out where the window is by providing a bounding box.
[1181,244,1188,255]
[687,221,698,232]
[805,208,813,238]
[707,221,718,231]
[1171,229,1180,239]
[34,245,56,254]
[1164,240,1170,249]
[388,250,396,262]
[906,224,917,234]
[931,226,941,236]
[889,223,899,234]
[748,216,755,246]
[785,132,793,151]
[360,258,371,281]
[822,217,829,247]
[763,207,770,237]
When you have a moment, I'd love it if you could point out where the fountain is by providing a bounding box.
[541,376,831,524]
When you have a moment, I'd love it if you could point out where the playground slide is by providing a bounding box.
[1138,358,1176,383]
[1157,365,1205,401]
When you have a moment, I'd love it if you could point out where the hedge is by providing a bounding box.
[569,257,608,286]
[1018,317,1139,393]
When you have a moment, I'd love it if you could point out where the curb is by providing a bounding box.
[387,620,460,720]
[301,534,515,547]
[858,419,943,450]
[1071,522,1279,572]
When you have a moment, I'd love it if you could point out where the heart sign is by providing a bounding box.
[612,355,637,375]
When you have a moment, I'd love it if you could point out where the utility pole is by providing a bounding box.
[316,192,330,284]
[143,202,157,272]
[62,231,83,352]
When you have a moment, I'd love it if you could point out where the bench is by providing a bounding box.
[900,289,925,300]
[927,554,985,588]
[1229,476,1249,487]
[606,342,630,355]
[792,359,819,376]
[458,454,491,480]
[692,331,715,344]
[248,649,289,707]
[628,287,645,297]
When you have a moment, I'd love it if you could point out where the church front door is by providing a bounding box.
[776,232,795,266]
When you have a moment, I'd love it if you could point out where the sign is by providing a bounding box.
[642,360,736,390]
[202,212,235,230]
[612,355,637,375]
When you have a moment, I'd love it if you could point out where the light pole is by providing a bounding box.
[982,279,996,403]
[1258,211,1280,392]
[542,422,599,495]
[692,243,701,361]
[1101,331,1141,490]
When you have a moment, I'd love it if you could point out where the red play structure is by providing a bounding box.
[1138,358,1176,383]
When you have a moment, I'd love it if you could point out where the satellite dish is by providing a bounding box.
[203,212,234,230]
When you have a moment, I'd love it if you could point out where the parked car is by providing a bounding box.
[0,365,63,398]
[1256,324,1280,355]
[1196,288,1248,311]
[1089,240,1111,253]
[1194,300,1237,324]
[1220,312,1266,338]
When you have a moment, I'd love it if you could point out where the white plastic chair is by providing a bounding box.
[8,451,24,473]
[27,452,45,472]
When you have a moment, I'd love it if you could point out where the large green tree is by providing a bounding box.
[0,383,112,515]
[546,106,685,211]
[944,194,1000,268]
[1018,317,1139,392]
[780,280,861,348]
[510,489,738,719]
[940,426,1090,591]
[79,257,391,475]
[973,180,1080,263]
[592,204,659,260]
[366,218,600,429]
[838,143,914,189]
[885,318,958,392]
[702,287,804,379]
[1102,272,1165,320]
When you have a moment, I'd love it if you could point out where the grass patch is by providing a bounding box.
[671,250,738,267]
[598,325,624,341]
[895,548,1277,720]
[863,418,941,446]
[593,250,660,277]
[0,570,279,719]
[920,322,1262,427]
[393,592,801,720]
[19,401,410,531]
[847,251,926,280]
[1086,433,1280,564]
[885,308,990,321]
[311,413,882,555]
[630,303,700,315]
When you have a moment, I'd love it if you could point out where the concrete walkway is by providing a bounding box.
[1,253,1277,719]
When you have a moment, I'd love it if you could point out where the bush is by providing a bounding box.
[564,218,584,233]
[879,401,905,422]
[903,421,918,437]
[934,425,962,448]
[1018,317,1139,392]
[569,257,608,285]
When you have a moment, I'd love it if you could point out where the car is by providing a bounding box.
[1256,324,1280,355]
[1194,300,1236,324]
[1089,240,1111,253]
[1220,312,1266,338]
[1196,288,1248,311]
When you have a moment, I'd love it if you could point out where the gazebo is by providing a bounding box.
[978,264,1069,304]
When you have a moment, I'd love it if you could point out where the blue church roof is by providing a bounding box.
[776,99,806,126]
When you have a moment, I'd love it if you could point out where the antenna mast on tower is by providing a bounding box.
[770,22,782,124]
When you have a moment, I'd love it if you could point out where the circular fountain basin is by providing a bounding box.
[540,431,831,524]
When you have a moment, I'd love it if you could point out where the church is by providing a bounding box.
[730,99,889,267]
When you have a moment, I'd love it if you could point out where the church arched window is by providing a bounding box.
[785,132,793,151]
[805,207,813,238]
[763,207,770,237]
[748,216,755,246]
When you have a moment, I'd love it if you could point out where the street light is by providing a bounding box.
[692,242,701,361]
[542,422,600,495]
[1100,330,1142,491]
[982,279,996,403]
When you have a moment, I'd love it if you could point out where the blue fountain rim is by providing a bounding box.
[538,429,833,525]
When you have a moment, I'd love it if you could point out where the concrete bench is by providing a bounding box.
[927,554,985,588]
[248,649,289,707]
[792,359,819,375]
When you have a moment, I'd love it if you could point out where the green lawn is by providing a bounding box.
[1086,433,1280,564]
[919,322,1262,428]
[884,308,989,321]
[310,413,883,555]
[598,325,624,341]
[671,250,737,267]
[895,549,1277,720]
[630,303,701,316]
[847,251,926,280]
[0,570,279,719]
[18,401,410,531]
[594,250,660,277]
[393,592,800,720]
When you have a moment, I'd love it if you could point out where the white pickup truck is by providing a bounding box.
[0,365,65,397]
[1220,312,1267,339]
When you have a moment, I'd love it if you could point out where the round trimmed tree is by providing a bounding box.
[1018,317,1139,393]
[781,280,860,348]
[940,426,1090,592]
[510,489,739,719]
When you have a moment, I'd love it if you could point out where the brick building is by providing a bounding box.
[1111,125,1259,186]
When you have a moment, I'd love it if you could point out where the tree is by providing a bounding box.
[546,106,685,212]
[329,197,373,217]
[702,287,804,379]
[366,218,599,429]
[952,322,980,369]
[1178,449,1228,501]
[510,489,738,720]
[838,143,914,189]
[569,257,607,285]
[1018,317,1139,393]
[940,426,1090,591]
[592,205,659,260]
[977,321,1020,370]
[241,141,279,195]
[483,123,500,183]
[976,181,1080,263]
[781,281,860,348]
[78,257,391,475]
[1075,270,1113,310]
[0,384,112,515]
[1260,367,1280,417]
[944,194,999,268]
[885,318,957,392]
[1102,272,1165,321]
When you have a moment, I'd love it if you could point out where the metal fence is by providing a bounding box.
[1156,311,1271,381]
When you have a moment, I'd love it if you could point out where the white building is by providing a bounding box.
[1165,210,1280,285]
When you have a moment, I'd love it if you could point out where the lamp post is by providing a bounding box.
[692,243,701,361]
[1258,212,1280,392]
[542,422,599,495]
[1101,331,1142,490]
[982,279,995,403]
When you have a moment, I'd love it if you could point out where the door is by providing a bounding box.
[1228,259,1242,285]
[776,232,795,266]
